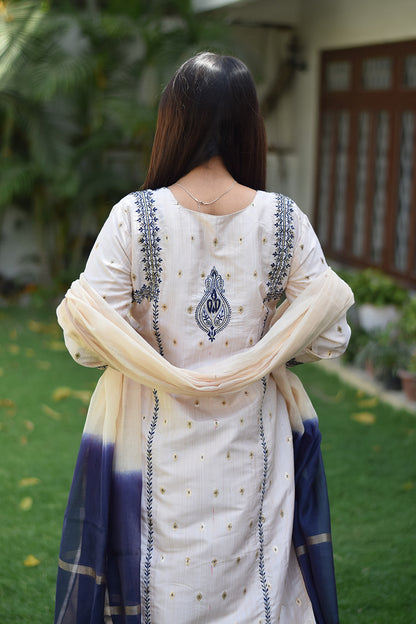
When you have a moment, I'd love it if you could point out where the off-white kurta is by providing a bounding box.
[78,188,350,624]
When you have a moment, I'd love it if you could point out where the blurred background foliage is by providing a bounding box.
[0,0,226,288]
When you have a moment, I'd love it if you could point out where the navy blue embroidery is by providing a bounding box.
[286,358,303,367]
[195,266,232,342]
[142,388,160,624]
[131,191,162,303]
[264,194,295,303]
[258,377,271,624]
[131,191,164,622]
[132,190,164,356]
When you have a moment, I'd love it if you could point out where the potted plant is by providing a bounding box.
[356,326,410,390]
[398,355,416,402]
[342,321,370,365]
[397,297,416,401]
[397,296,416,341]
[346,269,408,331]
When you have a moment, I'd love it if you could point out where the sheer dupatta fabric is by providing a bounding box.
[54,268,353,624]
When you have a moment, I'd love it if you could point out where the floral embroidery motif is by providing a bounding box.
[132,190,164,356]
[260,194,295,338]
[132,190,163,304]
[195,266,231,342]
[264,194,295,302]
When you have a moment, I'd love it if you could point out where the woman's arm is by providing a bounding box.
[284,205,351,363]
[59,195,135,368]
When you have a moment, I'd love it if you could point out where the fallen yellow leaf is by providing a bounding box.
[0,399,15,408]
[352,412,376,425]
[334,391,344,402]
[48,340,66,352]
[20,436,28,446]
[72,390,92,404]
[357,397,378,408]
[28,320,45,333]
[18,477,40,487]
[19,496,33,511]
[41,404,61,420]
[24,420,34,432]
[400,481,414,491]
[0,368,4,376]
[24,555,40,567]
[25,348,35,358]
[7,344,20,355]
[52,387,92,404]
[52,387,72,401]
[9,329,17,340]
[28,320,59,335]
[36,361,51,370]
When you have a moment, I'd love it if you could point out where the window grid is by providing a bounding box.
[315,40,416,287]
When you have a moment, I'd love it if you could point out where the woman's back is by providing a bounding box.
[85,188,297,366]
[77,187,345,623]
[54,51,350,624]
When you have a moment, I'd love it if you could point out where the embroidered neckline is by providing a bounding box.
[165,187,258,218]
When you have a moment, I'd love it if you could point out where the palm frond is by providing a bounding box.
[0,1,45,86]
[0,156,36,207]
[25,99,78,173]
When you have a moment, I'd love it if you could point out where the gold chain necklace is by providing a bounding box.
[175,181,236,209]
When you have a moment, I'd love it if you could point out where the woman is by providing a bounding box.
[55,53,353,624]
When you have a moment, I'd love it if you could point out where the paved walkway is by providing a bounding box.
[319,359,416,414]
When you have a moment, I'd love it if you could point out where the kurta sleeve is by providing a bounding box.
[285,205,351,362]
[60,196,135,368]
[83,197,133,319]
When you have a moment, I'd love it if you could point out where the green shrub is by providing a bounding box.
[398,297,416,343]
[344,269,408,307]
[355,326,410,376]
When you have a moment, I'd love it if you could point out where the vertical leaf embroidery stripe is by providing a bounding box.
[142,389,160,624]
[257,377,271,623]
[132,191,164,622]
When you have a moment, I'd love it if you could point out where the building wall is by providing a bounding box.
[205,0,416,216]
[230,25,300,199]
[295,0,416,215]
[221,0,302,199]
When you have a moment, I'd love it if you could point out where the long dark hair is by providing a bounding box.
[142,52,267,191]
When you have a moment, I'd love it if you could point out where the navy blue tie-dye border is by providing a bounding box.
[55,435,143,623]
[292,419,339,624]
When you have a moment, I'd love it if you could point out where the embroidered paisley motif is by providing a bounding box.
[195,267,231,342]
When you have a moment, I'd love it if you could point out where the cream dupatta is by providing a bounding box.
[54,267,353,624]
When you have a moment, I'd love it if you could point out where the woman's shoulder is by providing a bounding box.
[255,190,304,227]
[257,189,300,207]
[115,187,171,211]
[108,189,162,221]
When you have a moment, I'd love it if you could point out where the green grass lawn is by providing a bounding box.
[296,367,416,624]
[0,303,415,623]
